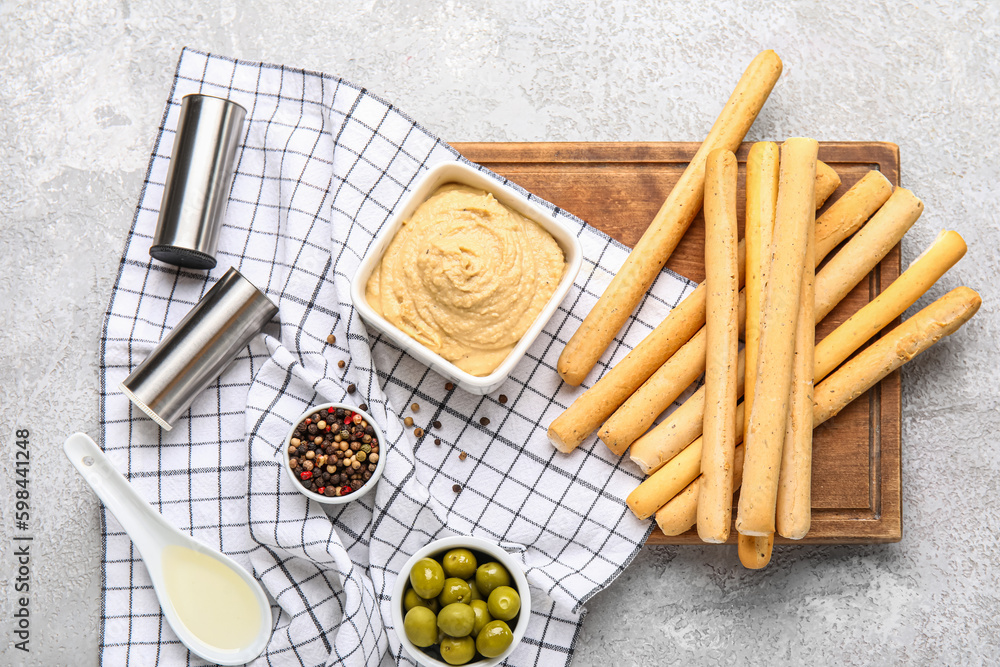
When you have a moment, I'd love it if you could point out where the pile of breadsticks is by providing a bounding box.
[547,50,981,568]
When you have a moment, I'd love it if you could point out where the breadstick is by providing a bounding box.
[814,230,967,382]
[815,188,923,321]
[743,141,780,454]
[550,165,845,454]
[628,402,745,520]
[738,533,774,569]
[651,287,981,531]
[655,443,744,536]
[814,286,981,424]
[630,348,745,474]
[599,294,745,455]
[648,287,982,535]
[814,170,893,261]
[697,149,740,543]
[626,177,915,469]
[556,50,783,387]
[612,171,882,459]
[813,160,841,209]
[742,141,786,558]
[547,281,710,453]
[626,430,708,520]
[737,137,818,537]
[775,209,816,540]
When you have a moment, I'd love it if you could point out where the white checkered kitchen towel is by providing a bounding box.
[97,48,696,666]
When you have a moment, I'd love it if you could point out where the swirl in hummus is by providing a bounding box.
[365,183,566,376]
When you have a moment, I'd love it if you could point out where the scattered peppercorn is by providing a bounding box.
[452,484,461,493]
[433,420,442,429]
[359,403,367,412]
[445,382,454,391]
[480,417,490,426]
[347,384,356,394]
[411,402,419,412]
[459,452,467,461]
[499,394,508,404]
[414,428,424,437]
[338,360,346,368]
[434,439,441,446]
[404,416,414,427]
[327,334,336,345]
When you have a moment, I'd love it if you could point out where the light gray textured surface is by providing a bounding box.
[1,1,997,665]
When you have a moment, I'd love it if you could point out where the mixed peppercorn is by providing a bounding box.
[287,406,379,498]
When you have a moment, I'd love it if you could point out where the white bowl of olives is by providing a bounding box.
[391,536,531,666]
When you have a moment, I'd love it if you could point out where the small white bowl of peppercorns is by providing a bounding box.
[282,402,385,504]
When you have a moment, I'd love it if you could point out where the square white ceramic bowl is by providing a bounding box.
[350,161,582,395]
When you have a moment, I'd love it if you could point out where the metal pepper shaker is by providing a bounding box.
[121,267,278,430]
[149,94,247,270]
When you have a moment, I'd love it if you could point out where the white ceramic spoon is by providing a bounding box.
[64,432,272,665]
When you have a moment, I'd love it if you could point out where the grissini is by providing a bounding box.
[813,160,841,209]
[775,205,816,540]
[547,280,709,453]
[738,533,775,569]
[737,137,818,537]
[813,286,981,424]
[740,142,782,557]
[608,171,889,460]
[647,286,981,532]
[655,443,744,536]
[556,50,783,387]
[697,149,740,544]
[628,402,745,520]
[814,170,893,261]
[550,165,846,455]
[626,180,912,470]
[626,431,709,520]
[743,141,780,458]
[599,294,746,455]
[814,230,967,382]
[630,349,745,474]
[815,187,924,321]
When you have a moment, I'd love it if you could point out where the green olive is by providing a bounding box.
[438,577,473,606]
[487,585,520,621]
[475,561,511,596]
[470,599,492,637]
[442,548,478,579]
[437,602,476,638]
[403,588,439,613]
[466,578,484,601]
[409,557,445,599]
[439,635,476,665]
[403,606,438,648]
[475,619,513,658]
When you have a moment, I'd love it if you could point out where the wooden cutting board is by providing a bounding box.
[453,141,902,545]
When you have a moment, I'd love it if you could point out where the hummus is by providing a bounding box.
[366,183,566,376]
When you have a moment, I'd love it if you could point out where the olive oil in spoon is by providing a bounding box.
[64,433,271,665]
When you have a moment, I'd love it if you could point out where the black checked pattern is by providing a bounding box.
[97,48,697,667]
